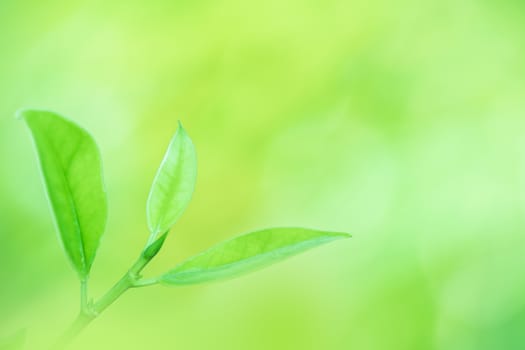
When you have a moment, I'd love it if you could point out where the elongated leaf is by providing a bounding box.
[160,228,350,285]
[19,110,107,279]
[146,122,196,244]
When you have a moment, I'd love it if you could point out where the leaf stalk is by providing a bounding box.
[53,254,156,349]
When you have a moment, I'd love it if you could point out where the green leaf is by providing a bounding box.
[146,122,197,245]
[160,228,350,285]
[142,231,168,260]
[19,110,107,279]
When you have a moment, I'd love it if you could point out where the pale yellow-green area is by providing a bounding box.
[1,0,525,349]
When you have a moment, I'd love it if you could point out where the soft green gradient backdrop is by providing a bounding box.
[1,0,525,349]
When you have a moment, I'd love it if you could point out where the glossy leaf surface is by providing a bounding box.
[19,110,107,278]
[160,228,350,285]
[146,122,196,244]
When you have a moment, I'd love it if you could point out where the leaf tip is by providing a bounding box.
[310,229,351,240]
[177,120,188,135]
[334,232,352,240]
[16,108,57,122]
[15,108,31,120]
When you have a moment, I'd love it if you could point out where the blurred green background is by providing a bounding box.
[1,0,525,349]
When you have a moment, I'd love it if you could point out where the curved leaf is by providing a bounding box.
[160,228,350,285]
[146,122,196,244]
[19,110,107,279]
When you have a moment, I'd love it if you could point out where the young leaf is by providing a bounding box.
[142,231,169,260]
[160,228,350,285]
[146,122,196,245]
[19,110,107,279]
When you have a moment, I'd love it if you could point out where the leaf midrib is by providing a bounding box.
[153,139,187,235]
[163,235,342,282]
[42,132,87,274]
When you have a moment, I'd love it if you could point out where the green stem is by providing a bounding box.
[132,278,159,288]
[92,256,149,314]
[52,255,156,349]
